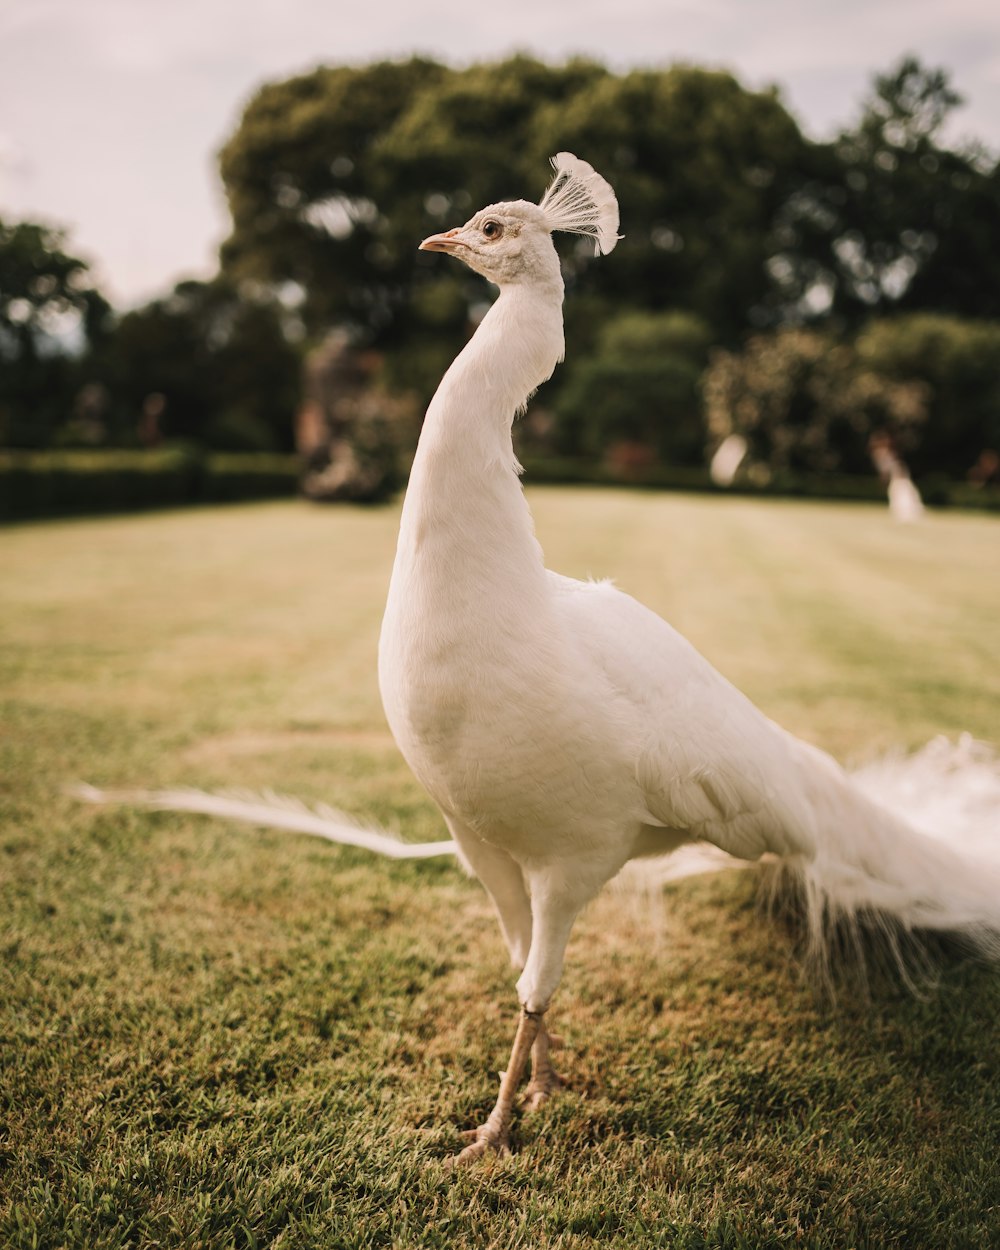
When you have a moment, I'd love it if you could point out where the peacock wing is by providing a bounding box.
[548,571,818,861]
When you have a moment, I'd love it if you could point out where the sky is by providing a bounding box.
[2,0,999,308]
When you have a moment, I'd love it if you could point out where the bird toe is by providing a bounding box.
[444,1124,512,1169]
[520,1067,566,1112]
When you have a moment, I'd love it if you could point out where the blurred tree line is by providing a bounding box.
[2,54,998,486]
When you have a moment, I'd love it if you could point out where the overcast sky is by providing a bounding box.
[2,0,999,307]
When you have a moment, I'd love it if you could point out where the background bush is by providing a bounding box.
[554,311,712,464]
[0,449,300,522]
[855,315,1000,477]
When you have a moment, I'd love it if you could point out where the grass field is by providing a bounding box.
[2,489,999,1249]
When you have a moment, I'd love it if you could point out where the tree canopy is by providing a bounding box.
[0,219,110,446]
[774,58,1000,324]
[212,54,1000,477]
[87,278,302,450]
[218,56,811,373]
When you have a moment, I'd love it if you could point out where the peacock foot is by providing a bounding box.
[443,1007,543,1168]
[520,1029,566,1112]
[445,1122,511,1168]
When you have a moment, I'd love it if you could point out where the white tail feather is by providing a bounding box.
[68,783,456,860]
[620,736,1000,975]
[850,734,999,853]
[776,736,1000,970]
[538,152,621,255]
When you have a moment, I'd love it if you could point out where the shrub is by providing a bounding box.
[0,448,301,521]
[855,315,1000,478]
[554,311,713,465]
[703,329,928,478]
[202,453,303,503]
[520,455,1000,509]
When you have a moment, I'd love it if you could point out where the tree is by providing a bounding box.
[218,57,452,342]
[773,57,1000,324]
[0,218,111,446]
[528,66,809,343]
[217,55,811,394]
[91,279,301,450]
[212,55,1000,478]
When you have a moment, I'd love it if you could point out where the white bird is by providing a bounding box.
[870,433,925,522]
[76,154,999,1169]
[709,433,748,487]
[375,153,1000,1163]
[887,475,925,522]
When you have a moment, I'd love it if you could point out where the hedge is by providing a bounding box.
[0,448,301,522]
[2,449,998,522]
[519,457,1000,511]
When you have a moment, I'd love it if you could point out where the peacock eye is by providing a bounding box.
[481,220,504,241]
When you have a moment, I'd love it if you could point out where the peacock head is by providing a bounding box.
[419,200,558,286]
[419,153,620,288]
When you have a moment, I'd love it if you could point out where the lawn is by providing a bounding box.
[1,489,999,1249]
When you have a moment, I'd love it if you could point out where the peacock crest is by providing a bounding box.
[538,152,622,256]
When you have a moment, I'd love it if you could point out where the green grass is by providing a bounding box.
[2,490,999,1249]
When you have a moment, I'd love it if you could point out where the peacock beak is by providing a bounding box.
[419,228,464,253]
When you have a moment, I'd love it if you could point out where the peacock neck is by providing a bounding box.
[397,280,564,554]
[416,281,563,474]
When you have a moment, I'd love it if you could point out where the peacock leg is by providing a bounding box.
[445,819,533,970]
[446,1007,542,1167]
[447,866,600,1164]
[521,1019,565,1111]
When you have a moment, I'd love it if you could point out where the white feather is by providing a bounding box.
[538,152,621,255]
[709,433,748,487]
[850,735,1000,862]
[888,475,925,522]
[68,783,455,860]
